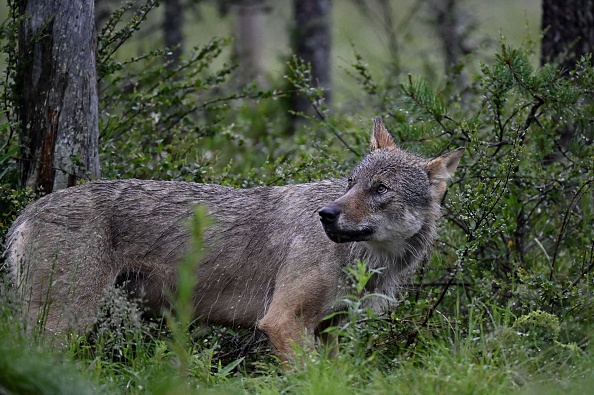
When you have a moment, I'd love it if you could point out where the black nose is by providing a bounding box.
[318,205,340,224]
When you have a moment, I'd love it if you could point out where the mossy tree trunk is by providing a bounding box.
[17,0,100,194]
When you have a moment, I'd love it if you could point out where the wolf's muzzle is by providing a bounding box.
[318,205,374,243]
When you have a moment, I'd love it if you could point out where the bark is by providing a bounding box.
[18,0,100,193]
[541,0,594,71]
[291,0,332,131]
[163,0,184,68]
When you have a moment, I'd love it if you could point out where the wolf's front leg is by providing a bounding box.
[257,269,335,360]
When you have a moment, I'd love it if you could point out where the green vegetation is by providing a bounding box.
[1,2,592,394]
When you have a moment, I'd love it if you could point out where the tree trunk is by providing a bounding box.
[429,0,474,77]
[427,0,476,91]
[377,0,400,75]
[94,0,117,30]
[540,0,594,163]
[291,0,332,132]
[232,1,268,87]
[163,0,184,68]
[541,0,594,71]
[17,0,100,194]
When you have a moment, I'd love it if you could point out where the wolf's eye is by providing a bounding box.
[376,184,388,194]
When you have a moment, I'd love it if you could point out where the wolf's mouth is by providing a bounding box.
[322,226,374,243]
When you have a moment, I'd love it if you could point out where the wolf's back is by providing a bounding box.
[4,178,348,333]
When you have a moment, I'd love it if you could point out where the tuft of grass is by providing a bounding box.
[0,294,99,395]
[0,343,98,395]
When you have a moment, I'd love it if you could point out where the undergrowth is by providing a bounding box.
[0,2,593,394]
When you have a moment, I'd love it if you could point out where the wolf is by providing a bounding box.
[4,117,463,358]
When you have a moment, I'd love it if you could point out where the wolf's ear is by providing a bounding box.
[370,116,398,151]
[425,147,465,200]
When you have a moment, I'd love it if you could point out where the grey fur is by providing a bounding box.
[4,117,463,357]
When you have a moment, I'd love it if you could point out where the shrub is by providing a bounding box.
[345,44,594,356]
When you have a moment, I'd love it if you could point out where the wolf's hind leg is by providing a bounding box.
[22,261,118,343]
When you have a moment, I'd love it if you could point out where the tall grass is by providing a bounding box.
[1,238,591,394]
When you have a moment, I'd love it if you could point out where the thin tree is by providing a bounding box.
[428,0,476,87]
[95,0,117,29]
[231,0,269,87]
[163,0,184,68]
[291,0,332,132]
[540,0,594,163]
[541,0,594,72]
[17,0,100,193]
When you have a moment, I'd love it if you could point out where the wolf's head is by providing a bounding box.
[318,117,463,255]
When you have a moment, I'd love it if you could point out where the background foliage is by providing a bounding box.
[0,1,593,394]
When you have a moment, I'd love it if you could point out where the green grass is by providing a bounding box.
[1,239,591,395]
[2,1,592,394]
[1,299,591,395]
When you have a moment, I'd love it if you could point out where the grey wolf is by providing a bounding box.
[5,117,463,358]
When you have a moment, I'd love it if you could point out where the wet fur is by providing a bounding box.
[4,117,463,358]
